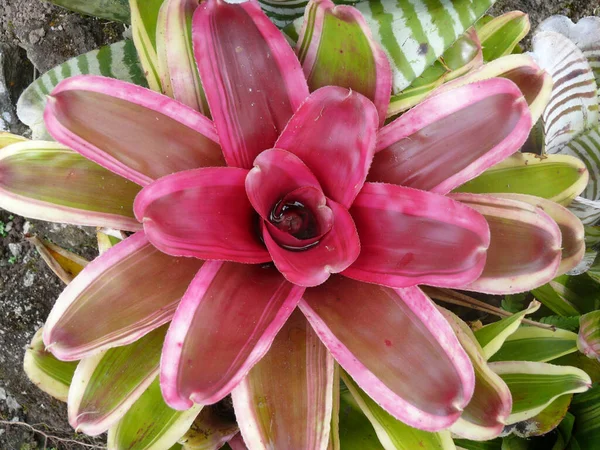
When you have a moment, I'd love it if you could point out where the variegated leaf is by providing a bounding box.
[578,310,600,361]
[341,371,456,449]
[489,326,579,363]
[16,40,147,139]
[570,384,600,449]
[0,132,27,149]
[338,385,386,450]
[130,0,165,92]
[23,327,78,403]
[474,301,540,360]
[476,11,530,62]
[507,394,572,438]
[531,31,599,153]
[68,324,168,435]
[47,0,130,22]
[532,273,600,316]
[490,361,591,425]
[108,377,202,450]
[453,153,588,205]
[27,236,88,284]
[570,196,600,226]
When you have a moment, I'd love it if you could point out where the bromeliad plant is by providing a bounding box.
[1,0,597,449]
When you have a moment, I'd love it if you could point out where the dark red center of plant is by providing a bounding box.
[269,200,318,240]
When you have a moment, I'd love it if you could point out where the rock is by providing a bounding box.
[8,243,21,258]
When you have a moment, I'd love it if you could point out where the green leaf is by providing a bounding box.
[578,311,600,361]
[130,0,165,92]
[341,371,455,449]
[509,394,573,438]
[539,316,581,333]
[553,352,600,384]
[0,132,27,149]
[108,377,202,450]
[338,384,386,450]
[47,0,130,22]
[532,274,600,317]
[453,153,589,206]
[476,11,530,62]
[475,301,541,360]
[453,438,502,450]
[502,294,528,313]
[23,327,78,403]
[68,325,168,435]
[16,40,147,139]
[490,361,591,424]
[489,326,579,363]
[570,384,600,450]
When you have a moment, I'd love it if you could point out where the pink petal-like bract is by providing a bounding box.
[134,167,270,263]
[43,232,203,361]
[276,87,378,208]
[263,199,360,287]
[300,279,475,431]
[44,76,223,186]
[193,0,309,169]
[344,183,490,288]
[161,261,304,409]
[371,78,532,194]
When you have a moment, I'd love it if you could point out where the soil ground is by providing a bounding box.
[0,0,599,449]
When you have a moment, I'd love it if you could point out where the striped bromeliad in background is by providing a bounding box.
[2,0,600,449]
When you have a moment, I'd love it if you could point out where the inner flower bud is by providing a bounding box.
[270,200,318,240]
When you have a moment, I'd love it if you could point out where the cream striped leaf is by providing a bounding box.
[569,197,600,226]
[16,40,147,140]
[538,16,600,97]
[562,126,600,205]
[291,0,496,93]
[262,0,357,28]
[531,31,599,154]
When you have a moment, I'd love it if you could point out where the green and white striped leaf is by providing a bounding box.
[570,384,600,450]
[489,326,579,363]
[388,28,482,116]
[178,405,238,450]
[16,40,147,139]
[490,361,591,424]
[108,377,203,450]
[264,0,358,29]
[537,16,600,95]
[531,31,599,154]
[578,311,600,361]
[68,325,168,435]
[553,349,600,384]
[292,0,496,93]
[508,394,572,438]
[341,372,455,449]
[130,0,165,93]
[532,273,600,317]
[474,301,541,360]
[47,0,131,23]
[453,153,588,205]
[476,11,530,62]
[23,327,78,403]
[338,383,386,450]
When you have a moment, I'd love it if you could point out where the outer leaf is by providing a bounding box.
[108,377,202,450]
[300,281,476,432]
[439,54,553,125]
[578,311,600,361]
[16,40,146,140]
[45,76,223,187]
[27,235,88,284]
[338,385,386,450]
[387,29,483,116]
[490,193,585,276]
[453,153,588,206]
[352,0,495,93]
[439,309,512,441]
[532,273,600,317]
[161,262,304,409]
[232,310,334,450]
[43,232,203,361]
[489,361,591,424]
[531,31,599,153]
[570,384,600,450]
[47,0,130,22]
[489,326,579,363]
[0,132,27,149]
[68,325,168,435]
[450,193,562,294]
[0,140,142,231]
[453,439,502,450]
[23,327,78,403]
[508,394,572,438]
[130,0,165,92]
[178,406,238,450]
[372,78,532,195]
[477,11,530,62]
[156,0,210,115]
[341,371,455,450]
[296,0,392,122]
[474,301,541,360]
